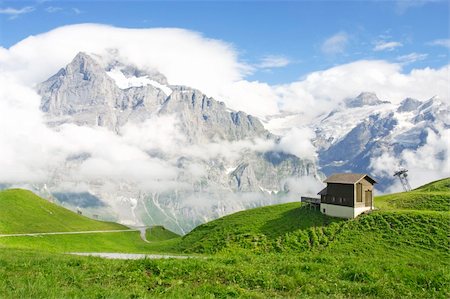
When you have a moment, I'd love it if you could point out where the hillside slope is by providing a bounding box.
[181,178,450,253]
[181,202,344,252]
[375,177,450,211]
[146,225,180,242]
[0,189,126,234]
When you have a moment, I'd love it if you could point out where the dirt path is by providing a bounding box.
[69,252,192,259]
[0,229,138,238]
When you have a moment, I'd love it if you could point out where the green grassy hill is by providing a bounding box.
[375,177,449,211]
[0,179,448,298]
[181,178,450,253]
[0,189,126,234]
[146,225,180,242]
[181,202,344,253]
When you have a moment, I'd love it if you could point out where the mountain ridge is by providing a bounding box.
[34,52,320,234]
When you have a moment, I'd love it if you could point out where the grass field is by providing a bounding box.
[375,178,450,211]
[0,178,449,298]
[0,189,126,234]
[180,202,344,253]
[0,231,448,298]
[0,231,180,254]
[146,226,180,242]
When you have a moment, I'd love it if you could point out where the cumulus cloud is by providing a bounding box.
[373,41,403,51]
[217,80,280,117]
[276,127,317,160]
[1,24,246,96]
[283,176,325,199]
[1,23,448,121]
[275,60,449,120]
[0,75,64,183]
[321,31,349,55]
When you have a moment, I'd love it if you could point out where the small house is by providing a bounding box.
[318,173,377,218]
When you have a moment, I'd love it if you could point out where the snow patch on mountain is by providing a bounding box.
[106,67,173,95]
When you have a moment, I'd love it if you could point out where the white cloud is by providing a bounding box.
[46,6,63,13]
[370,125,450,193]
[282,176,325,199]
[257,55,291,69]
[397,52,428,64]
[321,31,349,55]
[0,23,448,192]
[217,80,280,117]
[275,60,449,120]
[0,6,34,19]
[276,127,317,160]
[2,23,448,122]
[428,38,450,49]
[373,41,403,51]
[1,24,247,99]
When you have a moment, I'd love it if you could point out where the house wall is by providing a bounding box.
[353,206,372,218]
[354,178,374,208]
[320,203,373,219]
[320,203,354,218]
[321,183,354,207]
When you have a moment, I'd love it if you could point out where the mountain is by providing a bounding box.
[35,52,319,234]
[345,92,389,108]
[39,52,268,141]
[267,93,449,190]
[9,52,447,233]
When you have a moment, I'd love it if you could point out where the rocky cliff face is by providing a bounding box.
[37,52,319,234]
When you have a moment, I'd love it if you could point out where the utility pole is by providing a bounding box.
[393,169,412,192]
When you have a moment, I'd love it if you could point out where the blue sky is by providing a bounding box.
[0,0,448,84]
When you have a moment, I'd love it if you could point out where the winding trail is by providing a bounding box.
[128,226,151,243]
[0,227,195,259]
[0,229,137,238]
[68,252,192,260]
[0,227,152,243]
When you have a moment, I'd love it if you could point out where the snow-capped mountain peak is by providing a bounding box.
[345,92,388,108]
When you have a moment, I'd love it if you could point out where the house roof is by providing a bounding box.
[317,187,328,195]
[324,173,377,185]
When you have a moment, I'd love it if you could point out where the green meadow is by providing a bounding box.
[0,179,449,298]
[0,189,125,234]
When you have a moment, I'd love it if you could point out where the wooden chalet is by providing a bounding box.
[317,173,377,218]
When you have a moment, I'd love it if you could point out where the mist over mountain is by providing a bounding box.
[33,52,319,234]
